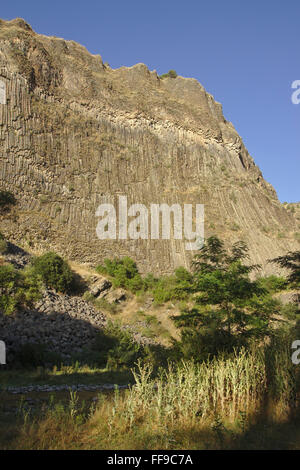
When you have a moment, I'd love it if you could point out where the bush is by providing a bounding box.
[173,327,243,362]
[91,321,143,369]
[0,190,16,210]
[160,69,178,79]
[31,252,74,293]
[22,266,44,303]
[96,257,143,293]
[279,302,299,320]
[0,264,23,315]
[152,268,193,304]
[0,264,42,315]
[257,275,287,293]
[96,257,195,301]
[143,273,159,290]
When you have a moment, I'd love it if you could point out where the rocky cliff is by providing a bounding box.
[0,18,299,274]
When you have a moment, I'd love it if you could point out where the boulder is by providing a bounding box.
[90,276,112,297]
[104,288,126,304]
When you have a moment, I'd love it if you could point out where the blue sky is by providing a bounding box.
[1,0,300,202]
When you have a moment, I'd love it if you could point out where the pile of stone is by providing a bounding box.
[0,285,157,364]
[0,288,107,361]
[88,275,126,304]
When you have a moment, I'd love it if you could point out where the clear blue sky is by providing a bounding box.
[1,0,300,202]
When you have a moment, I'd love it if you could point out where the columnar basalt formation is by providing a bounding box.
[0,18,298,274]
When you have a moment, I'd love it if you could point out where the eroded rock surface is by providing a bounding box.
[0,18,299,275]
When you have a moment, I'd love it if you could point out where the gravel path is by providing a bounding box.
[1,383,131,394]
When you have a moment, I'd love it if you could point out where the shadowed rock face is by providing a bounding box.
[0,18,298,274]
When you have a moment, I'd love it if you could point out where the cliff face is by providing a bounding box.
[0,18,299,274]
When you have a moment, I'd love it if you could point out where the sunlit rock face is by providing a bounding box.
[0,18,298,274]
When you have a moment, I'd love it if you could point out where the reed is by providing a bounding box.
[4,342,299,450]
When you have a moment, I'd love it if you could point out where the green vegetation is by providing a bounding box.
[257,275,287,293]
[0,264,42,315]
[1,234,300,449]
[145,267,194,304]
[31,252,75,293]
[95,237,299,362]
[0,249,78,315]
[172,237,273,359]
[86,321,144,369]
[271,250,300,287]
[96,256,143,292]
[92,237,300,368]
[1,337,299,450]
[159,69,178,79]
[97,257,193,302]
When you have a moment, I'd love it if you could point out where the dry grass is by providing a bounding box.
[3,345,299,450]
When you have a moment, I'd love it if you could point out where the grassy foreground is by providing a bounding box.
[1,344,299,450]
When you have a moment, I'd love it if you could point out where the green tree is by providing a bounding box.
[270,251,300,288]
[192,236,264,334]
[174,236,271,358]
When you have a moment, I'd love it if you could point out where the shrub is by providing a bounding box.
[96,257,194,301]
[160,69,178,79]
[96,257,143,292]
[257,275,287,293]
[22,266,44,303]
[279,302,299,320]
[0,190,16,209]
[91,321,143,369]
[0,264,23,315]
[152,282,174,304]
[152,268,193,304]
[31,252,74,293]
[173,326,243,362]
[0,264,42,315]
[167,69,177,78]
[142,273,159,290]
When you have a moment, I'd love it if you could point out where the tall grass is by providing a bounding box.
[4,342,300,450]
[109,348,266,428]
